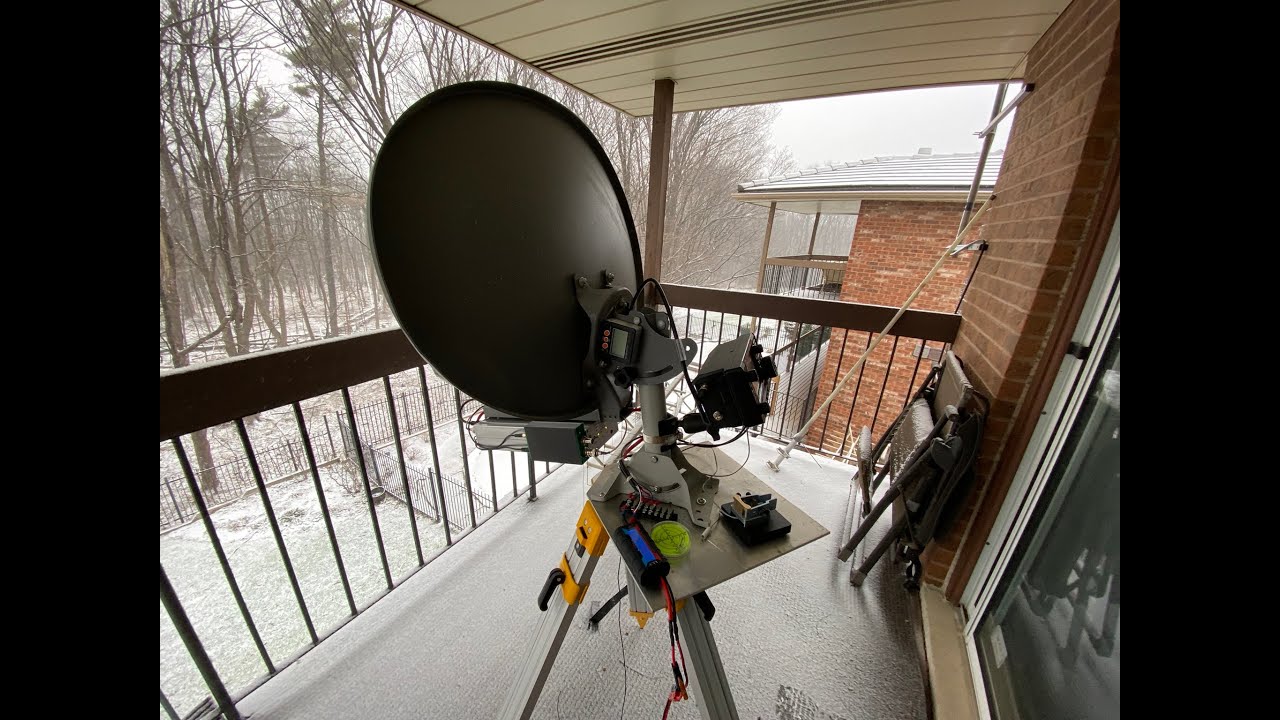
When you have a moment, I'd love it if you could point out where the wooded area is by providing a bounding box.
[160,0,794,371]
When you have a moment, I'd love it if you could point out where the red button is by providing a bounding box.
[604,329,611,337]
[602,342,609,349]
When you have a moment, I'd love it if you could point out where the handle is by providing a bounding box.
[538,567,566,611]
[693,591,715,622]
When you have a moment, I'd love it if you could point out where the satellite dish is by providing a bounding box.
[369,82,642,421]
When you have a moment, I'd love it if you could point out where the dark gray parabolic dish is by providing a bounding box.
[369,82,642,421]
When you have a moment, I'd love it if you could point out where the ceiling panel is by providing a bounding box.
[564,18,1042,92]
[403,0,1070,116]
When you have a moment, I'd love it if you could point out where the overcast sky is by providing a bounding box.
[769,82,1019,170]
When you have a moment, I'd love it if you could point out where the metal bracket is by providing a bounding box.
[588,447,719,528]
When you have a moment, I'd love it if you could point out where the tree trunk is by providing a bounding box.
[247,131,288,347]
[318,101,339,338]
[162,203,220,494]
[210,29,257,354]
[161,123,234,354]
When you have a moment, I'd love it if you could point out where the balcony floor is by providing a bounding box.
[239,437,928,719]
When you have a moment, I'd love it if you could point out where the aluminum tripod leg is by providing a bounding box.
[500,502,610,720]
[678,599,740,720]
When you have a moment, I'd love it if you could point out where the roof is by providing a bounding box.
[733,150,1002,213]
[395,0,1071,117]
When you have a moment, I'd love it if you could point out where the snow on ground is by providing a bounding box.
[161,461,448,717]
[160,431,567,719]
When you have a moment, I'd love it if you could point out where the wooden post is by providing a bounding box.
[754,202,778,293]
[806,211,823,255]
[644,78,675,305]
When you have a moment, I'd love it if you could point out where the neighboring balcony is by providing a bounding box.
[759,255,847,301]
[159,285,959,720]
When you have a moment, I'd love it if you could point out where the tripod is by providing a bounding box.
[498,440,828,719]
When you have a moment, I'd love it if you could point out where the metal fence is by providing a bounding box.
[761,260,846,300]
[160,378,469,532]
[160,352,562,720]
[160,431,340,530]
[342,415,495,533]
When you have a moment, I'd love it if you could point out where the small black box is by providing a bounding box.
[720,502,792,546]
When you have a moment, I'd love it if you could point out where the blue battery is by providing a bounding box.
[615,522,670,589]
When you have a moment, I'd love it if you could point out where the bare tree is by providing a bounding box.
[161,0,795,384]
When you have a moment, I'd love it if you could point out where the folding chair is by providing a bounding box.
[838,351,987,588]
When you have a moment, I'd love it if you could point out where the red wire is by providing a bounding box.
[677,634,688,687]
[621,436,643,458]
[661,579,689,701]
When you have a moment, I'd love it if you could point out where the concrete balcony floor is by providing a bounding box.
[239,437,928,719]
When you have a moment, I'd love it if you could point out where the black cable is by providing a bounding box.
[679,427,748,448]
[473,428,524,451]
[954,242,989,313]
[632,278,659,310]
[645,279,712,430]
[708,431,751,478]
[459,397,482,418]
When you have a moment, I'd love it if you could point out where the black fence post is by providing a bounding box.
[417,368,445,523]
[324,415,337,459]
[164,477,185,525]
[453,388,478,529]
[341,388,394,591]
[384,376,425,567]
[527,452,538,501]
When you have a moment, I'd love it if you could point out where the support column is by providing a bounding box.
[806,211,822,255]
[644,78,675,305]
[753,202,777,293]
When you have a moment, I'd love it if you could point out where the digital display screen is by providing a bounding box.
[609,328,630,358]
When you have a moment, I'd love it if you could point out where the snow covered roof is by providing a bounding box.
[732,150,1002,214]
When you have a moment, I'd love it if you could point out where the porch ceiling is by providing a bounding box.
[394,0,1070,116]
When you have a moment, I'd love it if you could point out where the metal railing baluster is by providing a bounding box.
[292,402,356,615]
[488,450,499,513]
[453,388,479,529]
[839,333,873,457]
[416,367,452,545]
[383,376,424,567]
[818,328,850,451]
[235,419,317,645]
[341,388,393,590]
[160,563,243,720]
[869,336,901,437]
[905,341,929,411]
[160,689,179,720]
[170,437,274,674]
[527,452,538,501]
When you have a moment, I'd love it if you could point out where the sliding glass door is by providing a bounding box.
[963,213,1119,720]
[975,321,1119,719]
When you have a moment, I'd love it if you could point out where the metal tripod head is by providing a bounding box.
[572,277,777,527]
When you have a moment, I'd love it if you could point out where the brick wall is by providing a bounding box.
[804,200,982,453]
[922,0,1122,594]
